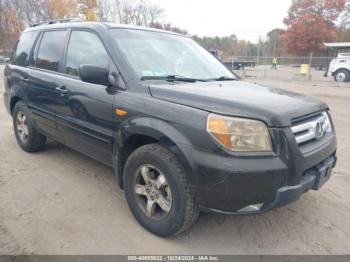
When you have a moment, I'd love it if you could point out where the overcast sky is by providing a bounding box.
[152,0,292,43]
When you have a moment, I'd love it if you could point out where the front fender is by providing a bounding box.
[113,117,197,188]
[118,117,192,147]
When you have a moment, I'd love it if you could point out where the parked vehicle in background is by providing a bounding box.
[208,48,222,60]
[337,52,350,58]
[0,56,10,64]
[224,58,256,70]
[327,53,350,82]
[324,43,350,82]
[3,20,337,237]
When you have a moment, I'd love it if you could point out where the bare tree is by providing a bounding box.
[96,0,163,25]
[97,0,111,21]
[341,0,350,28]
[0,0,165,52]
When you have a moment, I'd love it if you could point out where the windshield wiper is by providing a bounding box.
[210,76,238,81]
[141,75,207,83]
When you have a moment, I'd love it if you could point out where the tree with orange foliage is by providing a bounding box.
[78,0,98,21]
[282,0,346,55]
[47,0,79,19]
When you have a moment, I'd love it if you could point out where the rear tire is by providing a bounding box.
[334,69,350,82]
[13,101,46,152]
[123,143,199,237]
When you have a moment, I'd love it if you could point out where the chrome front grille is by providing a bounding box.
[291,111,332,145]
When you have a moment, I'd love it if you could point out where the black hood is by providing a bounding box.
[149,81,328,127]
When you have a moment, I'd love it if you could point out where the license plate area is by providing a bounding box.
[312,156,336,190]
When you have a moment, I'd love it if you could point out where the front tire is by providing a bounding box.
[13,101,46,152]
[334,69,350,82]
[123,144,198,237]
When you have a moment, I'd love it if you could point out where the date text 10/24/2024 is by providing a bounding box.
[127,256,220,261]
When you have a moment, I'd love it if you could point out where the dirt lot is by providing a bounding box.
[0,65,350,255]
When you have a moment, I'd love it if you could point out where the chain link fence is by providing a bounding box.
[224,56,332,71]
[221,56,341,82]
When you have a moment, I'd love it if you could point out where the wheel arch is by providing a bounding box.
[8,83,27,116]
[10,96,23,116]
[334,68,350,73]
[113,117,195,189]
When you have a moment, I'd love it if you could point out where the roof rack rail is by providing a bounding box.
[30,18,83,27]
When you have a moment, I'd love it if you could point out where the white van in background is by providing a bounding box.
[327,53,350,82]
[325,42,350,82]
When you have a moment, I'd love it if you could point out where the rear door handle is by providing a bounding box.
[55,85,68,93]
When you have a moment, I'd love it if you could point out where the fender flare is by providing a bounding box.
[113,117,196,188]
[119,117,192,146]
[9,86,27,115]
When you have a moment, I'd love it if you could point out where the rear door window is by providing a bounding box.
[14,31,39,66]
[65,31,109,76]
[35,30,67,72]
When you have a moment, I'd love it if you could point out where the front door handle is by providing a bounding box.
[55,85,68,93]
[20,76,29,82]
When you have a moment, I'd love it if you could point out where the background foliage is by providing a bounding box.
[0,0,350,59]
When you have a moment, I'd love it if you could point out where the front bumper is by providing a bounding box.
[201,154,336,215]
[183,127,337,215]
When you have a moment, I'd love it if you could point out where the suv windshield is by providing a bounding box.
[110,28,236,81]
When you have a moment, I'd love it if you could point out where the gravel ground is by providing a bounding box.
[0,65,350,255]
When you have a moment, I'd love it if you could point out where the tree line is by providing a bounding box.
[0,0,184,54]
[194,0,350,59]
[1,0,350,58]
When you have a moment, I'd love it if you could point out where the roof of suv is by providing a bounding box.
[24,21,183,36]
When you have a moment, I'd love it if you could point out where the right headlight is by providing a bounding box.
[207,113,272,152]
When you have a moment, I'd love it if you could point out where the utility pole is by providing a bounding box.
[257,35,261,66]
[264,54,268,78]
[308,52,313,81]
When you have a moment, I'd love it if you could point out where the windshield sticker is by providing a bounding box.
[141,70,154,77]
[153,68,168,76]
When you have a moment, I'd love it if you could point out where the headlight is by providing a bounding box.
[207,114,272,152]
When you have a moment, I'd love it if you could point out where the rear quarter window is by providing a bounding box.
[14,31,39,66]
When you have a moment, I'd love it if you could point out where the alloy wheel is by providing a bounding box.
[133,164,172,219]
[16,111,29,143]
[336,72,347,82]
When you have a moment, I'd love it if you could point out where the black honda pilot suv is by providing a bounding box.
[3,21,337,237]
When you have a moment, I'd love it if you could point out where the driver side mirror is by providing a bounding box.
[79,64,110,86]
